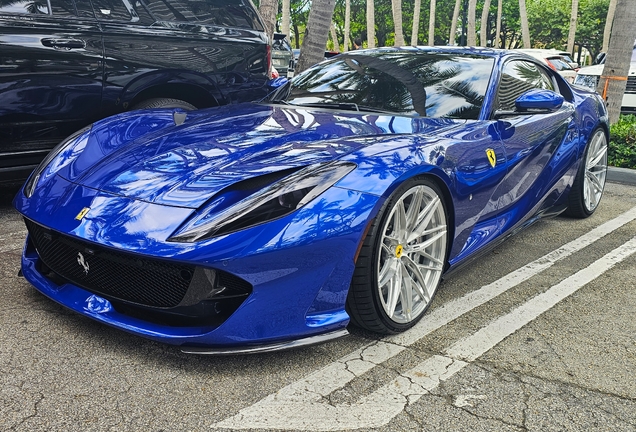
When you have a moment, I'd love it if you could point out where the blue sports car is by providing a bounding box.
[15,47,609,354]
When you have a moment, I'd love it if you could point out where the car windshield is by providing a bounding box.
[280,50,495,119]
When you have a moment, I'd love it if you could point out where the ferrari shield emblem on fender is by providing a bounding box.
[75,207,90,221]
[486,149,497,168]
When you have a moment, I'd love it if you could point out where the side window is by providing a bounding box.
[91,0,134,21]
[50,0,78,17]
[141,0,259,29]
[0,0,49,14]
[497,60,555,111]
[91,0,154,23]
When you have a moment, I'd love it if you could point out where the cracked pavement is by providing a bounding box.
[1,182,636,431]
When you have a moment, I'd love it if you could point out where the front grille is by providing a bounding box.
[25,219,195,308]
[625,76,636,94]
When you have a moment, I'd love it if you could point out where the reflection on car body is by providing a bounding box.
[15,47,609,354]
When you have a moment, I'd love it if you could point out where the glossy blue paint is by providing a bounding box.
[515,89,565,112]
[14,47,610,350]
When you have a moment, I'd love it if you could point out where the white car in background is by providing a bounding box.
[574,45,636,114]
[516,49,578,83]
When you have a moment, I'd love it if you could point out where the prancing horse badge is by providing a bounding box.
[75,207,90,221]
[486,149,497,168]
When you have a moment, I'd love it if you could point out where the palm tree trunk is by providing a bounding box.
[518,0,531,48]
[391,0,405,46]
[566,0,579,54]
[495,0,502,48]
[330,21,340,52]
[367,0,375,48]
[596,0,636,123]
[602,0,618,52]
[344,0,351,51]
[411,0,421,46]
[282,0,291,41]
[480,0,491,47]
[449,0,461,45]
[427,0,436,46]
[258,0,277,43]
[296,0,337,73]
[467,0,477,46]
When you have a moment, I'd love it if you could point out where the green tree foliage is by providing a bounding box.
[609,115,636,168]
[525,0,609,58]
[275,0,609,56]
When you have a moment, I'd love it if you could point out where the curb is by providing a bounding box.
[607,166,636,186]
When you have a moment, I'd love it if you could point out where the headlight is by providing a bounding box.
[24,125,92,198]
[573,74,599,91]
[169,161,356,242]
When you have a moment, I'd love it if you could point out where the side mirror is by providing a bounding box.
[515,89,564,113]
[495,89,564,118]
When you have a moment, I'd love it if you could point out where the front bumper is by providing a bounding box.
[16,178,380,352]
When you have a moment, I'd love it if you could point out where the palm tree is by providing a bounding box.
[602,0,618,52]
[449,0,461,45]
[480,0,492,47]
[467,0,477,46]
[518,0,531,48]
[566,0,579,54]
[427,0,436,46]
[367,0,376,48]
[411,0,421,46]
[596,0,636,123]
[344,0,351,51]
[391,0,405,46]
[296,0,337,73]
[282,0,291,42]
[495,0,502,48]
[330,21,340,52]
[258,0,277,42]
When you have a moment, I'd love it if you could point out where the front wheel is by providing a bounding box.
[565,128,608,218]
[346,178,449,334]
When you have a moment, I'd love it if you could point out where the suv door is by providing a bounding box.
[90,0,269,116]
[0,0,103,181]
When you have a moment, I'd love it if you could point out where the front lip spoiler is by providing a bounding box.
[180,328,349,355]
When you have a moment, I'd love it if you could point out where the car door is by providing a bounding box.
[0,0,103,181]
[490,59,578,234]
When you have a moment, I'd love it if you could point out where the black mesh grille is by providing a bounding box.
[626,76,636,94]
[25,219,195,308]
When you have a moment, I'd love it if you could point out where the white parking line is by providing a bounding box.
[213,209,636,430]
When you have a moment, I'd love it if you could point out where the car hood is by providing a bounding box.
[58,103,465,209]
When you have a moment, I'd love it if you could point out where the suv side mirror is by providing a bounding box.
[495,89,564,118]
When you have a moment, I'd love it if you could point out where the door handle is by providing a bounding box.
[41,38,86,49]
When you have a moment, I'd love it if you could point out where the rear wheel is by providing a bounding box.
[131,98,196,111]
[565,128,607,218]
[347,178,449,334]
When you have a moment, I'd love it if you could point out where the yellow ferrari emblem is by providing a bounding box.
[395,244,404,258]
[486,149,497,168]
[75,207,90,221]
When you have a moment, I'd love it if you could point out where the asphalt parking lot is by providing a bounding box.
[1,176,635,431]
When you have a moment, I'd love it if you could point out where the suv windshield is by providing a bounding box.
[284,51,494,119]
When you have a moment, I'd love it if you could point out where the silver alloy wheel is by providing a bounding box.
[376,184,447,324]
[583,130,608,213]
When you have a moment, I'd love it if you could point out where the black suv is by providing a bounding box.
[0,0,270,182]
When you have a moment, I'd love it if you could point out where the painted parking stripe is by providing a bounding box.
[215,236,636,431]
[215,206,636,419]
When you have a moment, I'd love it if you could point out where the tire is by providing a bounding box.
[346,177,449,334]
[131,98,196,111]
[565,128,608,218]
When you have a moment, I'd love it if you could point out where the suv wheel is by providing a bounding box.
[131,98,196,110]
